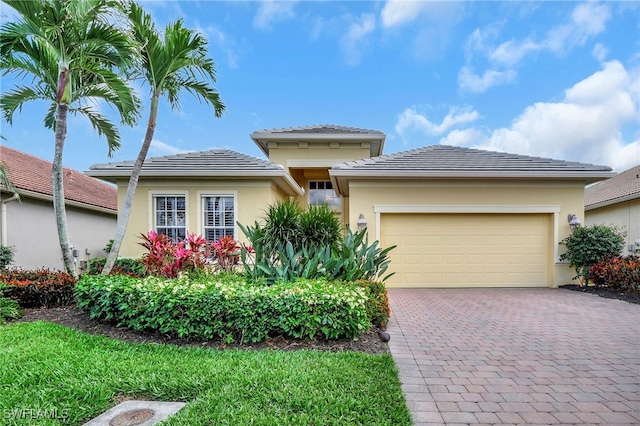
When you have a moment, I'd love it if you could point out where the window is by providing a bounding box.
[309,181,341,212]
[202,195,235,241]
[154,195,186,241]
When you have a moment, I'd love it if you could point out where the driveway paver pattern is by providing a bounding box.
[386,288,640,425]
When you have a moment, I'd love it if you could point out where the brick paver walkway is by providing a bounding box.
[387,288,640,425]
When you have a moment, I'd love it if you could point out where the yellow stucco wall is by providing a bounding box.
[267,142,371,172]
[345,179,586,287]
[586,199,640,255]
[117,178,288,258]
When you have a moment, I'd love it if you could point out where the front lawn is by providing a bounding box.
[0,321,411,425]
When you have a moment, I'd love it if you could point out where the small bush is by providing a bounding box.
[300,204,343,249]
[0,269,77,308]
[86,257,146,277]
[349,280,390,327]
[212,236,240,272]
[589,255,640,293]
[75,274,369,342]
[560,224,625,284]
[139,231,210,278]
[0,282,22,323]
[0,245,14,271]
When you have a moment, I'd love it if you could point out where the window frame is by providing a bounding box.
[149,191,189,241]
[197,190,238,241]
[308,180,342,212]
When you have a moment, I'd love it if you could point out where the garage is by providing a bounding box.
[380,213,550,288]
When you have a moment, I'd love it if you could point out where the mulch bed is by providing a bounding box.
[560,285,640,305]
[14,306,390,355]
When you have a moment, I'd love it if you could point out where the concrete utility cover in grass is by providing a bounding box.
[83,401,186,426]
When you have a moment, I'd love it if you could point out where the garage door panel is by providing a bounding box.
[381,213,549,288]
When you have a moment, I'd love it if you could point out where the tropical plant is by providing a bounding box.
[211,236,240,273]
[102,2,225,274]
[262,199,303,254]
[300,204,342,249]
[560,224,626,285]
[138,231,210,278]
[0,245,14,271]
[0,162,21,200]
[1,0,140,278]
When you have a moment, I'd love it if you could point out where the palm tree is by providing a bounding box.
[1,0,140,278]
[101,2,224,274]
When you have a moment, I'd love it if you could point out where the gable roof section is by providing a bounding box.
[585,164,640,210]
[0,145,117,212]
[86,149,304,196]
[330,145,614,195]
[251,124,385,157]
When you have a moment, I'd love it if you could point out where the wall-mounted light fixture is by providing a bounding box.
[567,214,581,231]
[356,213,367,231]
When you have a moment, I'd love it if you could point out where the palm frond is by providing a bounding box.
[72,106,121,155]
[0,85,53,124]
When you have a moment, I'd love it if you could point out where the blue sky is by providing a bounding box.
[1,1,639,173]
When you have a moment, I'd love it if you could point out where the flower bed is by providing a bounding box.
[0,269,76,308]
[75,274,370,343]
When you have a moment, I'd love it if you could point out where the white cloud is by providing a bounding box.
[439,128,484,147]
[340,13,376,67]
[395,106,480,138]
[460,2,612,93]
[150,139,190,156]
[446,61,640,171]
[380,0,434,28]
[592,43,608,62]
[253,1,297,31]
[458,67,517,94]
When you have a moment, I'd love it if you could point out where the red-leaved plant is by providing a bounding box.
[139,231,211,278]
[211,235,240,272]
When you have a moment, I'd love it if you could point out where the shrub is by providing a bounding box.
[300,204,343,249]
[0,245,14,271]
[0,269,76,308]
[262,199,303,253]
[349,280,390,327]
[589,255,640,293]
[559,224,625,284]
[212,236,240,272]
[75,274,369,342]
[0,282,22,324]
[139,231,210,278]
[86,257,146,277]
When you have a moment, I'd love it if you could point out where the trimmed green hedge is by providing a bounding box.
[0,269,76,308]
[75,274,370,343]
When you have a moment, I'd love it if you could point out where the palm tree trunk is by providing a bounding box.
[102,94,160,274]
[52,103,77,278]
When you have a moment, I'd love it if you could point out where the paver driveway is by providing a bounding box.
[386,288,640,425]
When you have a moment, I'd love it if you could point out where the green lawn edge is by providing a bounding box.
[0,321,411,425]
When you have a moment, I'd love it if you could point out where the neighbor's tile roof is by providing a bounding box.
[332,145,612,173]
[253,124,384,135]
[87,149,284,174]
[0,145,117,211]
[585,164,640,208]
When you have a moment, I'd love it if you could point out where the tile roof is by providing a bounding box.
[0,145,117,212]
[252,124,384,135]
[87,149,285,174]
[332,144,612,174]
[585,164,640,209]
[87,149,304,196]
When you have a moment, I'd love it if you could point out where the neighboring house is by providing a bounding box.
[0,146,117,273]
[87,124,613,288]
[585,164,640,255]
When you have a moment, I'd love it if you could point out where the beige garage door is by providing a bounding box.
[381,213,550,288]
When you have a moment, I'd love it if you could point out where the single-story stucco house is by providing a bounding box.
[0,146,117,273]
[87,124,614,288]
[585,164,640,255]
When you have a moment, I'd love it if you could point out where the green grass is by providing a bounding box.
[0,322,411,425]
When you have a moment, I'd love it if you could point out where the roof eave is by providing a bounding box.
[585,192,640,210]
[85,169,305,197]
[251,133,386,157]
[1,188,117,215]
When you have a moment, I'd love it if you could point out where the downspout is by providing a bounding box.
[1,193,20,246]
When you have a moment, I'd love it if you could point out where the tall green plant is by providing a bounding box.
[102,1,225,274]
[300,204,342,250]
[1,0,140,278]
[262,199,303,254]
[0,245,14,271]
[560,224,626,285]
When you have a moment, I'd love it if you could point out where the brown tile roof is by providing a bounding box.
[585,164,640,209]
[0,145,117,212]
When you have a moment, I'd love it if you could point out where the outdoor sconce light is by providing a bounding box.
[356,213,367,231]
[567,214,582,231]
